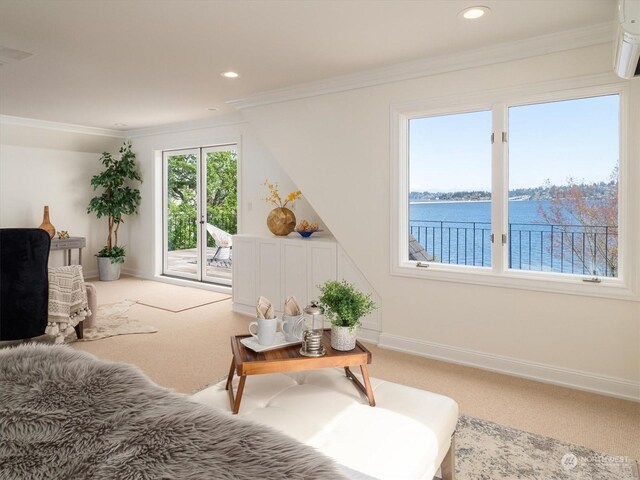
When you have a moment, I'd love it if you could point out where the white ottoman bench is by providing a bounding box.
[192,368,458,480]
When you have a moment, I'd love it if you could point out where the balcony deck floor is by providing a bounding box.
[166,247,232,280]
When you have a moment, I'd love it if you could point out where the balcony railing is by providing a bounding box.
[409,220,618,277]
[168,212,237,251]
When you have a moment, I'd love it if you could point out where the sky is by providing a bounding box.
[409,94,619,192]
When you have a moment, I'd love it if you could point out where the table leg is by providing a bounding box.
[232,376,246,414]
[440,435,455,480]
[226,359,247,414]
[225,358,235,390]
[79,248,82,265]
[359,364,376,407]
[344,366,376,407]
[74,322,83,340]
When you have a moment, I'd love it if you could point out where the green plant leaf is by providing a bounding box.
[318,280,377,330]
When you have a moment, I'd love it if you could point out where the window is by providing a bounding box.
[409,110,493,268]
[392,83,632,299]
[508,96,619,278]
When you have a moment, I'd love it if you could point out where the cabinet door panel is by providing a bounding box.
[308,243,337,302]
[232,236,256,306]
[282,241,308,307]
[256,239,282,311]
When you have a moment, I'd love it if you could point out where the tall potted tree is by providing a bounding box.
[87,141,142,281]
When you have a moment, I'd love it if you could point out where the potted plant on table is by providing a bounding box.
[87,141,142,281]
[318,280,377,351]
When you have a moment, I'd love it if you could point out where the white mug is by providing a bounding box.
[248,317,277,346]
[281,314,305,342]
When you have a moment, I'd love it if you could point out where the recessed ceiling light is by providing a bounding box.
[114,123,128,127]
[459,6,490,19]
[221,71,239,78]
[206,107,219,111]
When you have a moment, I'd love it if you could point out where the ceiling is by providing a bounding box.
[0,0,615,130]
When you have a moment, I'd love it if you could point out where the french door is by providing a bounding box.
[162,144,237,285]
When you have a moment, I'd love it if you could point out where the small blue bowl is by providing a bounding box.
[297,230,314,238]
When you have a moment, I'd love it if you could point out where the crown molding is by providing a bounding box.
[0,114,125,138]
[125,112,247,138]
[228,22,616,110]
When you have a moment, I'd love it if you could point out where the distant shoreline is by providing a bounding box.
[410,200,490,205]
[410,198,532,205]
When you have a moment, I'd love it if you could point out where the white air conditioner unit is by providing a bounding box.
[614,0,640,79]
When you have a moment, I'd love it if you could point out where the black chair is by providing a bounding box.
[0,228,51,340]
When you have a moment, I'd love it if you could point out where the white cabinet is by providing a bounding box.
[232,235,337,316]
[307,242,336,302]
[282,240,308,307]
[256,238,281,311]
[231,236,256,307]
[232,235,379,336]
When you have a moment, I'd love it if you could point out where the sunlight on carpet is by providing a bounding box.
[132,283,230,312]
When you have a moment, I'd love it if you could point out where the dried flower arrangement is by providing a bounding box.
[262,180,302,208]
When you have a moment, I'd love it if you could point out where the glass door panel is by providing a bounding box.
[163,149,201,280]
[202,145,238,285]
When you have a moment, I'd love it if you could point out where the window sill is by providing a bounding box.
[391,261,638,301]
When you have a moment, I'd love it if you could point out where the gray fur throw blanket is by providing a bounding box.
[0,344,346,480]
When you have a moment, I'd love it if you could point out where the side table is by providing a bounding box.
[226,329,375,414]
[50,237,86,266]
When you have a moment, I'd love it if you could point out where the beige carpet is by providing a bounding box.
[72,276,640,463]
[132,282,230,312]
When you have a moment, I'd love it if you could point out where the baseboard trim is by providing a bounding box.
[232,303,255,317]
[357,328,381,344]
[378,333,640,402]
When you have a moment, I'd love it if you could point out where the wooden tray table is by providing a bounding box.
[226,329,375,414]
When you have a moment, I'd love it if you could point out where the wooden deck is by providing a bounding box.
[166,247,232,280]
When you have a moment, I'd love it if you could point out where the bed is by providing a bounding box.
[0,344,346,479]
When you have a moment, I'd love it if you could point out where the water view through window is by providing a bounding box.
[408,94,620,278]
[508,95,619,277]
[409,110,493,267]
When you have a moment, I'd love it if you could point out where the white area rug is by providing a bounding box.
[78,300,157,341]
[131,283,230,312]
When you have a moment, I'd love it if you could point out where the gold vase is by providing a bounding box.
[38,205,55,239]
[267,207,296,236]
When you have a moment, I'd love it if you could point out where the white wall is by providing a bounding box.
[0,124,123,277]
[126,115,328,278]
[239,43,640,399]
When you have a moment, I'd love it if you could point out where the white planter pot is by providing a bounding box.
[331,325,357,351]
[97,257,122,281]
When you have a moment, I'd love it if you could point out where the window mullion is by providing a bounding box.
[491,103,508,274]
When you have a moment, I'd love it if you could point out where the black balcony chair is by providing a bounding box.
[0,228,51,340]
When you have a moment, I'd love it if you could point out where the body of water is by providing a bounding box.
[410,199,548,225]
[409,200,617,276]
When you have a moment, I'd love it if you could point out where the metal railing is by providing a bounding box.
[168,212,237,251]
[410,220,618,277]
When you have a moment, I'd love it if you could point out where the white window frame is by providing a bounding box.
[391,76,638,301]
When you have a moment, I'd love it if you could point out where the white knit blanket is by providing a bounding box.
[47,265,90,343]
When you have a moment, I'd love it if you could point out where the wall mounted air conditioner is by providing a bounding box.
[615,0,640,79]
